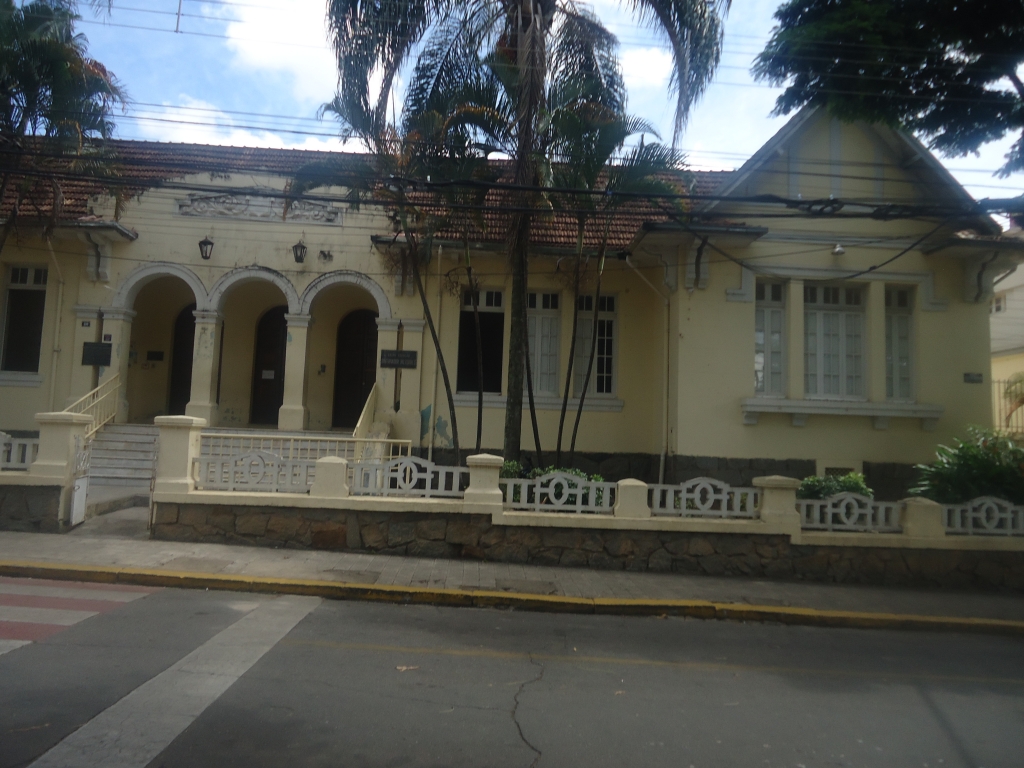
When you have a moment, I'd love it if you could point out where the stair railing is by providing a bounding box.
[64,374,121,438]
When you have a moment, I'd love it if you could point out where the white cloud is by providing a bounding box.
[217,0,338,107]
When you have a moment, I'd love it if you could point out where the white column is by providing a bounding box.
[99,308,135,423]
[66,305,101,406]
[185,310,222,425]
[375,318,401,416]
[393,318,425,441]
[29,411,92,482]
[153,415,206,494]
[278,313,311,431]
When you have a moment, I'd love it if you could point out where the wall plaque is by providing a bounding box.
[82,342,112,366]
[963,373,984,384]
[380,350,417,369]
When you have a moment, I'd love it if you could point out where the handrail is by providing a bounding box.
[63,374,120,438]
[352,382,379,441]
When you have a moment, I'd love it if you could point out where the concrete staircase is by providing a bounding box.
[88,424,158,488]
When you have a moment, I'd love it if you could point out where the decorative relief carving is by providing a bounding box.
[176,194,342,224]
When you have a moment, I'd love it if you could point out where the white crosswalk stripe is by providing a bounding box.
[0,606,98,625]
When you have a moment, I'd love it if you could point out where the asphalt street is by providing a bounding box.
[1,576,1023,768]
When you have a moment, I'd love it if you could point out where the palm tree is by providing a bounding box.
[0,0,125,254]
[326,0,730,463]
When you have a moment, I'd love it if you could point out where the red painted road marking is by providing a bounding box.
[0,593,134,613]
[0,621,67,641]
[0,578,158,653]
[0,576,154,592]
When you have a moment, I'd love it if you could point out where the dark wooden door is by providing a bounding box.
[168,303,196,415]
[250,306,288,425]
[333,309,378,428]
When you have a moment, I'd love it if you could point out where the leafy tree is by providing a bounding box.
[0,0,125,253]
[911,428,1024,504]
[753,0,1024,177]
[326,0,730,462]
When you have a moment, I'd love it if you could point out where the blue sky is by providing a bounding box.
[79,0,1023,217]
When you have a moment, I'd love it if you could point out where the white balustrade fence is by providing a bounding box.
[945,497,1024,536]
[200,432,410,462]
[500,472,617,514]
[0,433,38,470]
[349,456,468,498]
[193,451,315,492]
[649,477,759,518]
[798,493,902,533]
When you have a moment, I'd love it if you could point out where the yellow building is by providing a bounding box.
[2,107,1022,498]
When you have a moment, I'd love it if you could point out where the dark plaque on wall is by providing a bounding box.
[146,350,165,362]
[82,342,112,366]
[963,373,984,384]
[380,349,418,369]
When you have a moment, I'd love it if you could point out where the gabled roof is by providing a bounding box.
[699,105,1001,235]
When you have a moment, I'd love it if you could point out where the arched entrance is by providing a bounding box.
[333,309,378,428]
[168,303,196,415]
[250,306,288,424]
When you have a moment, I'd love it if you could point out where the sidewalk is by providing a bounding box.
[2,507,1024,634]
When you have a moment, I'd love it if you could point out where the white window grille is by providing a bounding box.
[991,293,1007,314]
[804,284,864,398]
[885,287,913,400]
[575,295,616,397]
[755,281,785,396]
[527,292,560,395]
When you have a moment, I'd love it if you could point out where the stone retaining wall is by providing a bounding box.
[153,502,1024,591]
[0,484,63,533]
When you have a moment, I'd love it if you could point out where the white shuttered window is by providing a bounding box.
[885,287,913,400]
[527,292,560,395]
[804,285,864,398]
[575,295,616,396]
[755,281,785,395]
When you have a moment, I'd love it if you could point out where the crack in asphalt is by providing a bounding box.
[511,654,545,768]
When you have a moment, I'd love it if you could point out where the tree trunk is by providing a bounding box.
[555,224,585,467]
[569,245,606,463]
[522,251,543,468]
[411,250,460,465]
[504,214,528,462]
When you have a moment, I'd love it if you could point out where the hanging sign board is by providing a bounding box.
[82,342,112,367]
[380,350,417,369]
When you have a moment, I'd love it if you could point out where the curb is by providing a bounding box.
[2,560,1023,636]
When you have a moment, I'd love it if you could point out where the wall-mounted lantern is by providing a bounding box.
[292,240,307,263]
[198,237,214,260]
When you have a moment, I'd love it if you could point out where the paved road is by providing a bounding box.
[1,577,1023,768]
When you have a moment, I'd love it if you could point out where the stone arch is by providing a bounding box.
[208,265,301,314]
[111,262,209,311]
[299,270,392,318]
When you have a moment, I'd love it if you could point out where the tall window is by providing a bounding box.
[755,281,784,396]
[575,295,616,396]
[886,287,913,400]
[456,289,504,393]
[527,292,560,395]
[1,267,47,373]
[804,284,864,398]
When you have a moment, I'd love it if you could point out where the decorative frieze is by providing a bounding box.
[176,194,343,225]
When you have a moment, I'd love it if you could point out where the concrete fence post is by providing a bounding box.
[752,475,802,536]
[464,453,504,514]
[613,479,651,518]
[311,456,350,498]
[153,416,206,494]
[29,412,93,482]
[900,496,947,540]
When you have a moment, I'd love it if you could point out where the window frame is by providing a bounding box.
[1,265,49,375]
[885,286,914,402]
[526,291,561,397]
[574,293,617,398]
[456,288,505,395]
[754,280,786,397]
[803,283,866,401]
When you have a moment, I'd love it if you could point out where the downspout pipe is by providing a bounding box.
[45,239,65,411]
[625,256,671,484]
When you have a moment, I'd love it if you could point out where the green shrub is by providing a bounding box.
[797,472,873,500]
[500,460,523,479]
[526,465,604,483]
[911,428,1024,504]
